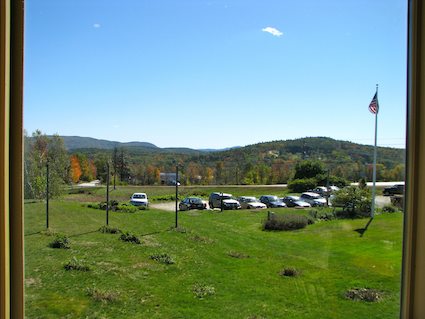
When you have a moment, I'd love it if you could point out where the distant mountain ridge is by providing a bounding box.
[57,135,239,153]
[58,136,159,150]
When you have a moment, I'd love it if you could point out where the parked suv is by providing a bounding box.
[130,193,149,207]
[383,184,404,196]
[209,192,241,210]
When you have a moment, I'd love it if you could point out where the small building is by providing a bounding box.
[160,172,177,185]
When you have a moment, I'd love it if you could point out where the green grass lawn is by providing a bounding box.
[24,199,402,318]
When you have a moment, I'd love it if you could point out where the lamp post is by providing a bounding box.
[326,169,330,206]
[175,164,179,228]
[106,162,110,226]
[46,160,49,229]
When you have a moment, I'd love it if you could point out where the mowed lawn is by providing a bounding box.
[24,200,403,319]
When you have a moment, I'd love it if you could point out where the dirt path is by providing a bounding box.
[150,202,178,211]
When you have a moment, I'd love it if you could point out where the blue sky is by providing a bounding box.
[24,0,407,149]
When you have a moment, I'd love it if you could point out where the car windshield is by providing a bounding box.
[133,194,145,199]
[269,196,279,201]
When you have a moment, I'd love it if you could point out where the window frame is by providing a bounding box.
[1,0,425,317]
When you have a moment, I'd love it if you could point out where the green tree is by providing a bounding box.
[332,186,371,217]
[293,160,325,179]
[94,154,109,182]
[24,131,69,199]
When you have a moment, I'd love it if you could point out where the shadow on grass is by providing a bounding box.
[354,218,374,237]
[24,231,42,236]
[25,227,174,238]
[68,230,99,238]
[141,228,173,237]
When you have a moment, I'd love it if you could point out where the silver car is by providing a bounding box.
[237,196,267,209]
[300,192,327,207]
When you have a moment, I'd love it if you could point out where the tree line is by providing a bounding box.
[24,132,405,199]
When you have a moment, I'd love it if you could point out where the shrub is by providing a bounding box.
[49,234,70,249]
[345,288,382,302]
[151,195,176,202]
[390,195,404,211]
[382,204,398,213]
[86,287,119,303]
[98,225,121,234]
[119,232,141,244]
[116,203,140,213]
[263,214,309,231]
[192,283,216,298]
[308,209,336,221]
[332,186,371,218]
[358,178,367,189]
[41,228,57,236]
[280,267,300,277]
[98,200,119,210]
[287,178,317,193]
[150,253,175,265]
[64,257,90,271]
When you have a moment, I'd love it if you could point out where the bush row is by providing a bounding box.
[263,214,313,231]
[87,201,146,212]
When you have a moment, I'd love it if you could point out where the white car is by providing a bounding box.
[237,196,267,209]
[130,193,149,207]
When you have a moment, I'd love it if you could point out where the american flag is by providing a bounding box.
[369,92,379,114]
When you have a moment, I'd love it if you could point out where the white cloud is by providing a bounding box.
[262,27,283,37]
[93,23,101,28]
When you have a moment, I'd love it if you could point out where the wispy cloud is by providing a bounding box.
[262,27,283,37]
[93,23,101,28]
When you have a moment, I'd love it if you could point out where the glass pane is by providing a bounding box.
[24,1,406,318]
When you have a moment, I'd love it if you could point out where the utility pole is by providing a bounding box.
[221,192,224,212]
[326,169,330,206]
[46,160,49,229]
[106,163,110,226]
[175,164,179,228]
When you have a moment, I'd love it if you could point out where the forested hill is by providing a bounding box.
[59,136,158,150]
[209,137,405,169]
[66,136,405,184]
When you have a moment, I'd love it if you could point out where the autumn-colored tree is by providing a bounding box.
[145,165,161,185]
[387,164,405,181]
[271,160,294,184]
[215,161,224,184]
[203,167,214,185]
[70,155,82,183]
[89,160,97,181]
[186,162,201,185]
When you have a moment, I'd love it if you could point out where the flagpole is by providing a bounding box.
[371,84,378,218]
